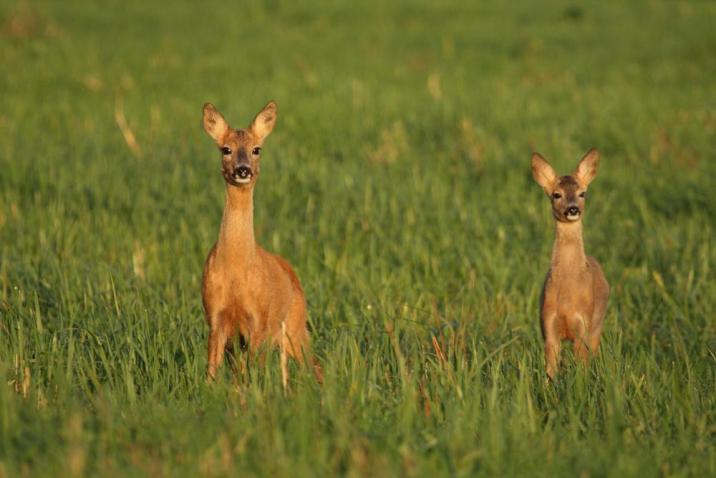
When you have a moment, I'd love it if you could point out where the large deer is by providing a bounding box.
[201,101,319,387]
[531,148,610,380]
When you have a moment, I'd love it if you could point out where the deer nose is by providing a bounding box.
[565,206,580,217]
[233,165,252,179]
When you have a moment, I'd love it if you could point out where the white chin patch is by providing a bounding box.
[233,176,252,184]
[566,213,580,221]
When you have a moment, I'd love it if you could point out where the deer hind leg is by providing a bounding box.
[588,259,610,356]
[280,322,289,390]
[572,338,590,363]
[588,297,609,356]
[569,315,590,363]
[225,337,249,383]
[279,321,308,389]
[280,299,323,385]
[284,325,323,384]
[587,323,604,356]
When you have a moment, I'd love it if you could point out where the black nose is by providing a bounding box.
[566,206,580,216]
[234,165,252,179]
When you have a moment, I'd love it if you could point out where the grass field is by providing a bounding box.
[1,0,715,476]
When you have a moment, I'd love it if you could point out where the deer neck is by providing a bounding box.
[550,220,587,277]
[216,185,256,266]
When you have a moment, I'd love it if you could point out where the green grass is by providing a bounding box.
[1,0,715,476]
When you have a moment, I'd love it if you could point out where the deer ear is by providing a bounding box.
[203,103,230,144]
[250,100,277,143]
[531,152,558,194]
[574,148,600,186]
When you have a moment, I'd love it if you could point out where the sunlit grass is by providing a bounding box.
[1,0,715,476]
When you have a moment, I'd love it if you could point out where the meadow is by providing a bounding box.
[1,0,715,476]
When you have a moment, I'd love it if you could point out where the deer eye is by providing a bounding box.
[552,192,562,199]
[220,147,232,156]
[579,191,586,198]
[252,147,262,156]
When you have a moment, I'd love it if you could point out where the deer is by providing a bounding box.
[200,100,321,388]
[531,148,610,380]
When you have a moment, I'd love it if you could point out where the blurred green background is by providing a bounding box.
[1,0,714,476]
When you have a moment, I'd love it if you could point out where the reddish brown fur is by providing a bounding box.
[201,101,321,385]
[532,149,610,380]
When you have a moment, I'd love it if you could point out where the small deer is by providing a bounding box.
[201,101,320,387]
[531,148,610,380]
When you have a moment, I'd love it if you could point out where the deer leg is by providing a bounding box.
[225,339,246,383]
[542,311,561,381]
[588,298,608,356]
[571,315,590,363]
[573,338,590,363]
[283,325,323,385]
[280,322,289,390]
[545,337,561,381]
[280,296,323,385]
[588,324,603,356]
[207,316,232,382]
[207,329,227,381]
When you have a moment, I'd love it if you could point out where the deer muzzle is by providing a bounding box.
[565,206,581,220]
[232,165,253,184]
